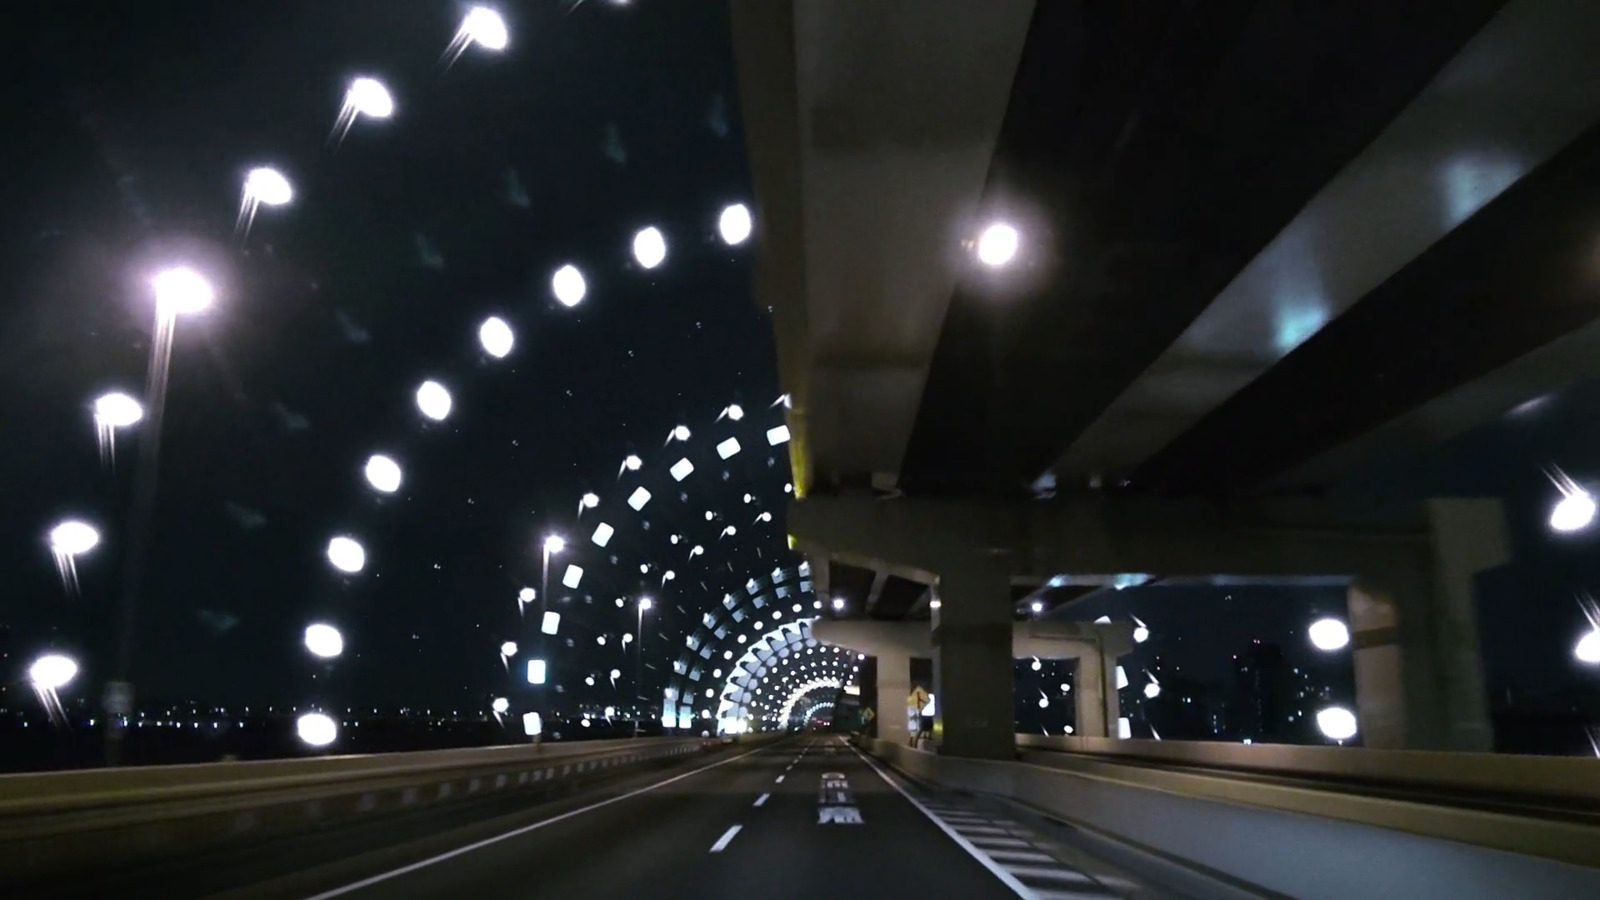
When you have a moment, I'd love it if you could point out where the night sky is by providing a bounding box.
[2,1,1596,736]
[1,0,802,713]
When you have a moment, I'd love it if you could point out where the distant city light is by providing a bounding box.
[719,203,752,245]
[544,535,566,554]
[976,222,1019,267]
[297,712,338,747]
[364,454,402,493]
[551,264,587,307]
[1316,706,1359,741]
[416,380,452,421]
[346,77,394,118]
[478,316,514,358]
[1307,618,1351,652]
[29,654,78,691]
[831,597,845,611]
[639,597,653,611]
[632,226,667,269]
[326,536,366,574]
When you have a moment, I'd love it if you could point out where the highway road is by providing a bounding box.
[236,735,1146,900]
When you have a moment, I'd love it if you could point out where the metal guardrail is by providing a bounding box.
[862,737,1600,900]
[0,736,727,884]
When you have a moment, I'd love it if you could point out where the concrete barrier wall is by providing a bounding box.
[0,736,743,884]
[864,738,1600,900]
[1014,732,1600,804]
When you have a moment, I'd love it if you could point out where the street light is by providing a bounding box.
[635,596,653,736]
[108,265,215,764]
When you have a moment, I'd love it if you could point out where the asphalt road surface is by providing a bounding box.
[276,735,1040,899]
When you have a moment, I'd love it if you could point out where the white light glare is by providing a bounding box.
[562,565,584,588]
[831,597,845,611]
[461,6,509,51]
[1316,706,1359,741]
[523,711,542,736]
[628,487,652,510]
[416,381,452,421]
[152,267,215,318]
[1307,618,1351,652]
[719,203,752,245]
[478,316,514,358]
[245,167,293,207]
[527,659,547,684]
[492,696,510,714]
[95,392,144,428]
[29,654,78,691]
[592,522,615,547]
[551,264,587,307]
[976,222,1019,267]
[1550,487,1596,533]
[581,492,600,509]
[304,624,344,659]
[670,458,694,481]
[1576,630,1600,665]
[50,521,100,556]
[347,77,394,118]
[500,641,518,657]
[326,536,366,574]
[716,438,740,459]
[766,425,790,446]
[639,597,653,611]
[296,712,338,747]
[541,611,561,635]
[632,226,667,269]
[544,534,566,554]
[364,454,402,493]
[723,404,744,421]
[623,454,642,471]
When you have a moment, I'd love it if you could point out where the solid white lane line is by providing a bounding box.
[302,746,769,899]
[754,793,770,807]
[850,745,1036,900]
[709,825,743,853]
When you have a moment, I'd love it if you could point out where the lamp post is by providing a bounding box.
[636,596,652,737]
[107,267,214,766]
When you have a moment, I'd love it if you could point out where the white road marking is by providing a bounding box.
[754,793,770,807]
[850,744,1037,900]
[775,774,785,783]
[302,745,768,899]
[709,824,743,852]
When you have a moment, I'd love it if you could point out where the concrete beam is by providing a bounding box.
[789,494,1426,582]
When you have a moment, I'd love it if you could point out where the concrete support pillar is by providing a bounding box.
[875,653,912,747]
[1072,644,1120,738]
[933,558,1014,760]
[1348,499,1505,751]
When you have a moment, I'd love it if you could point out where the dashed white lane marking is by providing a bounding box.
[709,825,742,853]
[754,793,770,807]
[303,745,769,899]
[775,774,785,783]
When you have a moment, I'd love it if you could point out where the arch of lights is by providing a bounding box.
[27,6,807,744]
[798,701,836,726]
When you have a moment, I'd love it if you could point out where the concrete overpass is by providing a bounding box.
[732,0,1600,758]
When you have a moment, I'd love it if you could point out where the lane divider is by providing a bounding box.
[709,825,742,853]
[753,793,770,808]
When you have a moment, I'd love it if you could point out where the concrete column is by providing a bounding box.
[1348,499,1505,751]
[933,557,1015,760]
[875,652,912,748]
[1071,643,1121,738]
